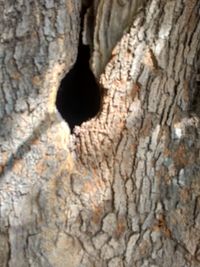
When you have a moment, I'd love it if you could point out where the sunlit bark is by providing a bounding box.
[0,1,199,267]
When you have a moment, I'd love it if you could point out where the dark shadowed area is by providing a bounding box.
[56,44,101,131]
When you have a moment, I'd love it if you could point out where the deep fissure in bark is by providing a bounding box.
[56,3,101,132]
[190,49,200,115]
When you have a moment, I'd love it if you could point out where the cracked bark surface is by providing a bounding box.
[0,0,200,267]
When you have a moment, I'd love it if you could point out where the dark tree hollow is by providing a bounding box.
[55,43,101,132]
[56,2,101,132]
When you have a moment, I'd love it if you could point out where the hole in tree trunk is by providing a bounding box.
[56,1,101,132]
[55,43,101,132]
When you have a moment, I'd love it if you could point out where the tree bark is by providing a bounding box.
[0,0,200,267]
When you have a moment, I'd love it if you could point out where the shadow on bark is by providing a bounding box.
[0,113,57,180]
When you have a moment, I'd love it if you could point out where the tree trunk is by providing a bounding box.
[0,1,200,267]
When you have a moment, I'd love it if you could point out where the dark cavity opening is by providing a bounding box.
[56,25,101,132]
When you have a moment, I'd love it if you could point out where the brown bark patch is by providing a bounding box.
[143,48,159,70]
[36,156,49,175]
[12,159,23,174]
[0,164,4,175]
[32,75,42,86]
[10,71,21,81]
[131,82,141,100]
[172,144,194,168]
[92,205,103,225]
[153,215,171,238]
[179,187,191,203]
[114,217,127,239]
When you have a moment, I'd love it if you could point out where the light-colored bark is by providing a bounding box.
[0,0,200,267]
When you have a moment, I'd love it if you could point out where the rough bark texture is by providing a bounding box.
[0,0,200,267]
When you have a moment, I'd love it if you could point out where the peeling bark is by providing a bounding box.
[0,0,200,267]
